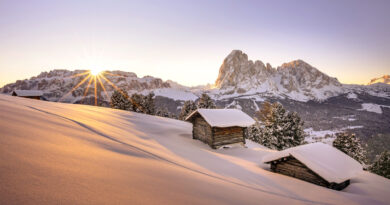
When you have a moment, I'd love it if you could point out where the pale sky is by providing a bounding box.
[0,0,389,87]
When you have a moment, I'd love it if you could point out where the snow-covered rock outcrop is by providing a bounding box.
[368,74,390,85]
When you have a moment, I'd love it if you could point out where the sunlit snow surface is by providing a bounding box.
[0,94,389,205]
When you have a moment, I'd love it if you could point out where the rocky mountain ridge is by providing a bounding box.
[214,50,343,102]
[0,69,171,105]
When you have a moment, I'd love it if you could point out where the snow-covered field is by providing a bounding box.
[0,94,389,205]
[143,88,198,101]
[304,126,364,145]
[359,103,390,114]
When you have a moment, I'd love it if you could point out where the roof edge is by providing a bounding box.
[185,109,254,128]
[184,110,199,121]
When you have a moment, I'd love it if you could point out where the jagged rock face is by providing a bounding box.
[215,50,343,101]
[0,69,170,103]
[368,75,390,85]
[215,50,275,89]
[277,60,341,90]
[276,60,343,100]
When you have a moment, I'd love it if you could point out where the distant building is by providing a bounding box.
[185,109,255,149]
[262,143,362,190]
[12,90,43,100]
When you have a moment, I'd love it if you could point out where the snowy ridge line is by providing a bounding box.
[24,104,331,205]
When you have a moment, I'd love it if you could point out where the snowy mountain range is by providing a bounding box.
[2,50,388,103]
[1,50,389,148]
[0,69,175,105]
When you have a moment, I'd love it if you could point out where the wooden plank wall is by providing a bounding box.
[193,116,213,145]
[270,156,350,190]
[271,157,330,187]
[212,127,245,148]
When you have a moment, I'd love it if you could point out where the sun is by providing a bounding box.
[89,68,104,76]
[60,69,124,107]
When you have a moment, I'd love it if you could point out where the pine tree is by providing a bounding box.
[197,93,216,109]
[369,151,390,179]
[143,92,155,115]
[179,100,197,120]
[127,92,156,115]
[283,111,305,147]
[110,90,131,111]
[270,103,286,149]
[251,102,305,150]
[246,121,262,142]
[129,93,144,113]
[156,107,171,118]
[333,132,367,164]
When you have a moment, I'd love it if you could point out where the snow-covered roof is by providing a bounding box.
[12,90,43,97]
[185,109,255,128]
[262,143,362,184]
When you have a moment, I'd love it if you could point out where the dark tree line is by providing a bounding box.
[110,90,155,115]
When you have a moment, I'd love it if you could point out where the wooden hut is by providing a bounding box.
[185,109,255,149]
[12,90,43,100]
[262,142,362,190]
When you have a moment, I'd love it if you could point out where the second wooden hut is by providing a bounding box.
[262,142,362,190]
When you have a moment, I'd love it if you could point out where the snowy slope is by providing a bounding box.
[0,94,389,204]
[359,103,390,114]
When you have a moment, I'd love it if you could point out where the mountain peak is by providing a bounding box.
[225,50,249,63]
[280,59,308,68]
[215,50,272,89]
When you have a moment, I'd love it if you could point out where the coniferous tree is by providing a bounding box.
[333,132,367,164]
[369,151,390,179]
[268,103,288,150]
[110,90,131,111]
[283,111,305,147]
[249,102,305,150]
[246,121,263,143]
[129,93,144,113]
[156,107,176,118]
[143,92,155,115]
[127,92,156,115]
[156,108,168,117]
[197,93,216,109]
[179,100,197,120]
